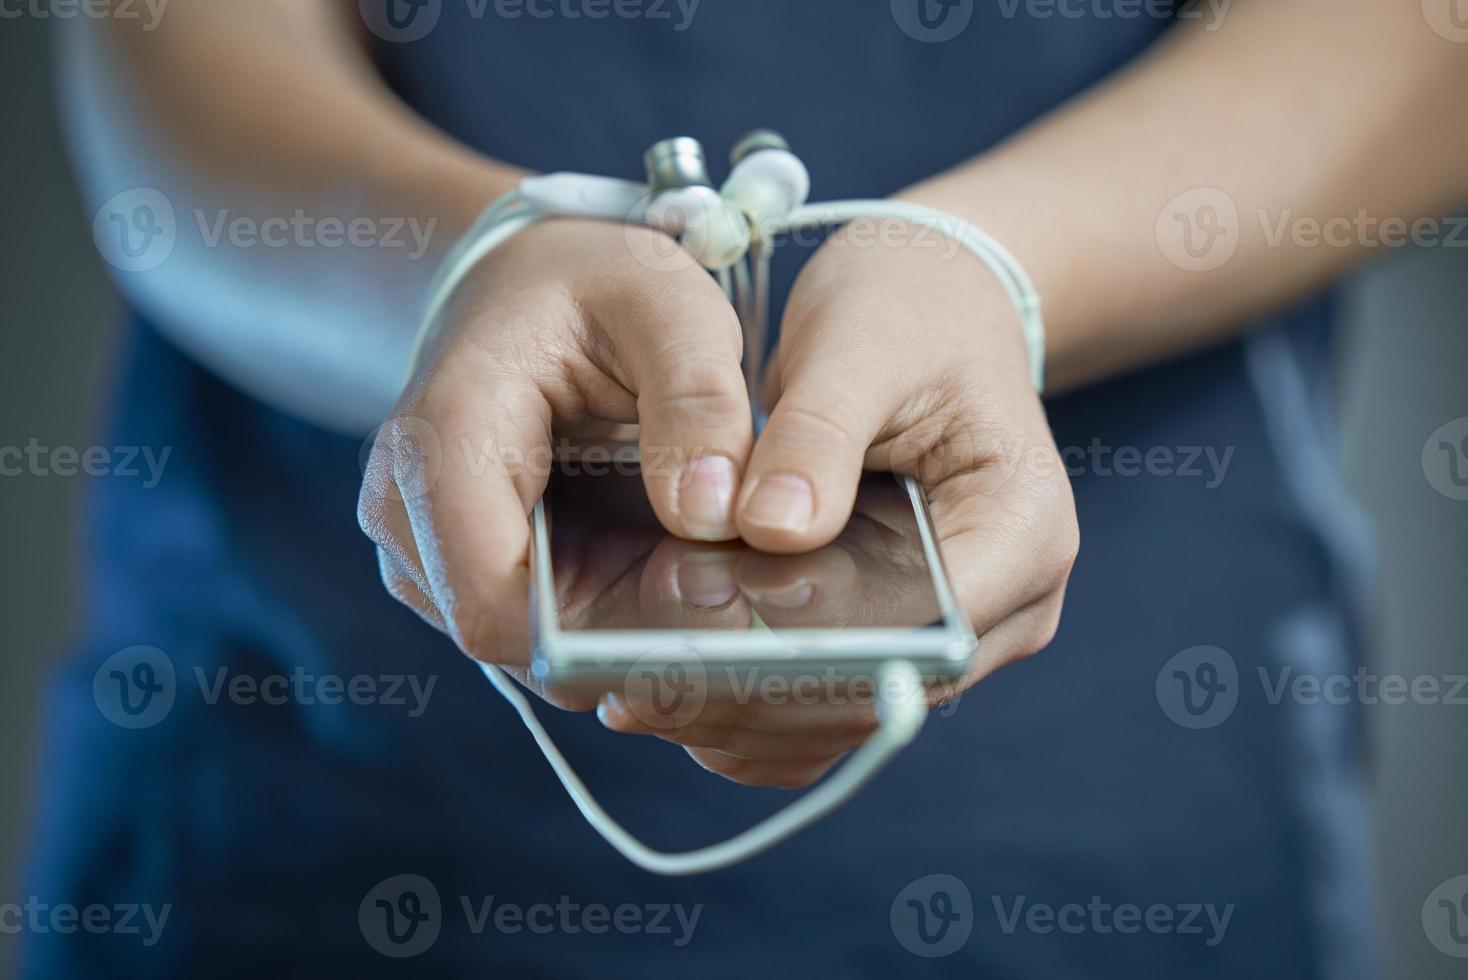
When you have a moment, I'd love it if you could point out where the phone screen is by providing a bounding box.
[543,465,944,634]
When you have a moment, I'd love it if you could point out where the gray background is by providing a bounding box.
[2,13,1465,978]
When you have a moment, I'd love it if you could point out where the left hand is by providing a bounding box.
[598,219,1080,788]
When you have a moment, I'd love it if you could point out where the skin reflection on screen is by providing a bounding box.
[547,468,942,632]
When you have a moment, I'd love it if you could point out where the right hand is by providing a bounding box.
[357,219,753,683]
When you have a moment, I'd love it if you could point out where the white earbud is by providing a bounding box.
[642,185,751,270]
[510,135,806,270]
[639,137,751,271]
[720,130,810,234]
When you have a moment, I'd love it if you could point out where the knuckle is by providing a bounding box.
[447,603,496,662]
[768,399,865,459]
[1052,518,1081,585]
[356,482,389,546]
[375,548,414,602]
[1016,600,1065,661]
[641,351,748,419]
[677,724,735,752]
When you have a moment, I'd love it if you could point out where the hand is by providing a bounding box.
[599,220,1080,786]
[357,220,756,703]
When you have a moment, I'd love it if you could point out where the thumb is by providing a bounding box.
[594,255,754,542]
[736,340,896,553]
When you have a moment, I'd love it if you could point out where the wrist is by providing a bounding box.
[792,218,1037,393]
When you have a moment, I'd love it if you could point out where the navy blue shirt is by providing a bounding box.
[26,3,1378,977]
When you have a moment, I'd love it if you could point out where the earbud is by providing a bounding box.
[511,135,808,271]
[643,136,714,193]
[643,185,751,271]
[720,130,810,234]
[640,137,751,271]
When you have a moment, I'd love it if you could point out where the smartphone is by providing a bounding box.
[527,450,976,693]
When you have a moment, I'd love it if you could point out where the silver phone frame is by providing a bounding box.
[527,472,977,687]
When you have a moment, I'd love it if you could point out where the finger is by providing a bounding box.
[961,589,1069,684]
[391,344,554,665]
[638,720,873,763]
[375,546,446,632]
[601,690,880,740]
[359,421,435,598]
[683,747,844,790]
[590,263,753,542]
[919,420,1078,662]
[736,483,941,628]
[736,341,895,553]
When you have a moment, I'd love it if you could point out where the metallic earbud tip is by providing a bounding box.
[644,137,712,193]
[730,129,791,165]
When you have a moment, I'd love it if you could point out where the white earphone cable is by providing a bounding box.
[771,201,1045,391]
[478,658,926,876]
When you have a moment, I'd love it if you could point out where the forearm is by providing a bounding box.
[902,0,1468,392]
[62,0,519,432]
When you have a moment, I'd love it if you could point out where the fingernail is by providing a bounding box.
[674,552,738,609]
[598,692,626,728]
[678,456,737,540]
[744,580,814,609]
[742,474,814,533]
